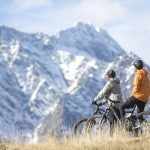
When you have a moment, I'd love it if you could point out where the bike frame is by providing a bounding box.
[99,99,136,127]
[93,103,105,116]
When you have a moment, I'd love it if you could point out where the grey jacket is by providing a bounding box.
[94,78,123,104]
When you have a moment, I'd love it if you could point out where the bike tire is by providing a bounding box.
[85,115,110,136]
[73,118,88,137]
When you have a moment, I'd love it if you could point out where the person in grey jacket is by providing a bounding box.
[92,69,123,135]
[93,69,123,104]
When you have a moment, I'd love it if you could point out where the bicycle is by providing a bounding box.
[73,100,107,137]
[125,110,150,137]
[85,98,150,137]
[85,98,121,136]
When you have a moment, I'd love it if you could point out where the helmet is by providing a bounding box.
[133,59,143,70]
[106,69,116,78]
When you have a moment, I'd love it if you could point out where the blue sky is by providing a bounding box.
[1,0,150,64]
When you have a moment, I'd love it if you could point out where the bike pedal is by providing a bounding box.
[132,126,141,129]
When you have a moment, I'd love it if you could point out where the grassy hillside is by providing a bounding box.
[2,130,150,150]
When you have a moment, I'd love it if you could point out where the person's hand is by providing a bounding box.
[92,100,97,104]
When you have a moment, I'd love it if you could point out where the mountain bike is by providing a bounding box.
[85,98,121,136]
[125,110,150,136]
[85,98,150,137]
[73,100,107,137]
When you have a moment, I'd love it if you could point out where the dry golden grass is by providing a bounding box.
[2,127,150,150]
[4,136,150,150]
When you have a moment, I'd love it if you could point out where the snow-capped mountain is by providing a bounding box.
[0,22,149,142]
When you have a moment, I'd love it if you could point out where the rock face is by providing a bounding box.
[0,22,149,142]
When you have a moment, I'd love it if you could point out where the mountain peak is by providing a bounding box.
[73,21,94,29]
[55,22,125,61]
[70,22,109,35]
[69,21,103,36]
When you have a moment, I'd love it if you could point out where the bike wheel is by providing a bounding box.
[73,118,88,137]
[129,111,150,137]
[140,122,150,137]
[125,117,148,137]
[85,115,110,137]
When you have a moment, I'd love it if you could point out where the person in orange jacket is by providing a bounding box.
[119,59,150,122]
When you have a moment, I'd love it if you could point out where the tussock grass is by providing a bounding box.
[3,126,150,150]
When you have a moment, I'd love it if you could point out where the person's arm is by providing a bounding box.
[94,81,112,102]
[131,73,142,95]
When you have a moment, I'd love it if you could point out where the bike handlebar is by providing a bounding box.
[91,96,120,107]
[93,101,107,106]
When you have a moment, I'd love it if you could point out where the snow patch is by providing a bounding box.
[32,123,42,144]
[2,53,8,61]
[9,40,20,68]
[30,78,46,102]
[36,32,50,45]
[44,103,58,115]
[119,56,123,60]
[86,60,98,69]
[57,50,85,81]
[67,80,78,94]
[26,65,35,90]
[96,27,100,32]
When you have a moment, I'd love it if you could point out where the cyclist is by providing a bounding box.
[119,59,150,123]
[92,69,123,135]
[92,69,122,104]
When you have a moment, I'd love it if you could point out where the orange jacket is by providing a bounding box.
[131,69,150,102]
